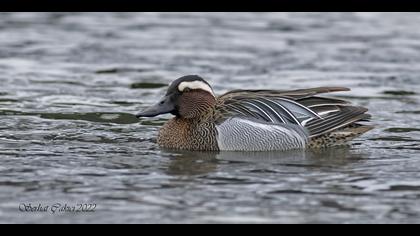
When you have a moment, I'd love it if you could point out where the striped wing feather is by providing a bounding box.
[216,87,370,137]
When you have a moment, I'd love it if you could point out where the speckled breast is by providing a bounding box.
[157,118,219,151]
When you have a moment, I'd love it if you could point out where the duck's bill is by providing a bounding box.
[136,96,175,118]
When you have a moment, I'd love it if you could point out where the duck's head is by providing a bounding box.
[136,75,216,119]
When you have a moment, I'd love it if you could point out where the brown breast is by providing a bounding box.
[157,117,219,151]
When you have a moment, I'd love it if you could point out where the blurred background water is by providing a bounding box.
[1,12,420,223]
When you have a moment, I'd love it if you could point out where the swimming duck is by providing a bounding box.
[136,75,372,151]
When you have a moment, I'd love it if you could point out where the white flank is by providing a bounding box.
[216,117,308,151]
[178,81,215,97]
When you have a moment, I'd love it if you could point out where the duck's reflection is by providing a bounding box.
[163,146,368,176]
[162,150,219,176]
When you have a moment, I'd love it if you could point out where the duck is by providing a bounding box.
[136,75,373,151]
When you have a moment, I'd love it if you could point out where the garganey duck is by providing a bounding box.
[136,75,373,151]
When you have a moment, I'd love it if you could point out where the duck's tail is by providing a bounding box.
[308,123,374,148]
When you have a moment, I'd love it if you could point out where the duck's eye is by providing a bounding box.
[183,87,191,92]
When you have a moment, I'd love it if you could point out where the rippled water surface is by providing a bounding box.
[1,13,420,223]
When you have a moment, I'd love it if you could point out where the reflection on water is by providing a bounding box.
[165,147,365,175]
[164,151,219,176]
[1,12,420,223]
[164,148,366,179]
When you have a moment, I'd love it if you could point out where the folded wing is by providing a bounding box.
[216,87,370,138]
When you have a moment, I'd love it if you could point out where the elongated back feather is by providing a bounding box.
[305,106,370,138]
[219,87,350,100]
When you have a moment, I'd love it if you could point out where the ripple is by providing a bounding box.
[107,101,138,106]
[382,90,417,96]
[369,136,419,142]
[385,128,420,133]
[0,110,139,124]
[95,67,151,74]
[140,121,166,127]
[0,98,18,103]
[396,110,420,114]
[130,82,168,89]
[387,185,420,191]
[28,80,86,86]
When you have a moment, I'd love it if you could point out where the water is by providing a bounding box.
[1,12,420,224]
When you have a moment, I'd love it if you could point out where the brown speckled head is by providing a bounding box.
[136,75,216,119]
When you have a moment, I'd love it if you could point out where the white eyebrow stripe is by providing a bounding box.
[178,81,215,97]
